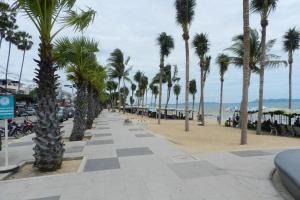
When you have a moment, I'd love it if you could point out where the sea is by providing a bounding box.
[149,99,300,121]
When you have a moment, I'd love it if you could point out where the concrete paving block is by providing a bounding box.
[83,157,120,172]
[167,161,227,179]
[135,133,154,138]
[94,133,112,137]
[64,146,84,154]
[87,139,114,146]
[9,141,34,147]
[116,147,154,157]
[231,150,273,157]
[29,196,60,200]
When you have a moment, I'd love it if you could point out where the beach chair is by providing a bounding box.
[286,125,295,137]
[293,126,300,137]
[270,125,278,136]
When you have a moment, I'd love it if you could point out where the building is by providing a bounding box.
[0,79,31,94]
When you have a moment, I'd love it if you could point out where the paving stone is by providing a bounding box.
[83,157,120,172]
[29,196,60,200]
[87,139,114,146]
[116,147,153,157]
[167,161,227,179]
[94,133,112,137]
[65,146,84,154]
[98,127,110,130]
[135,133,154,138]
[9,141,34,147]
[129,128,144,131]
[231,150,273,157]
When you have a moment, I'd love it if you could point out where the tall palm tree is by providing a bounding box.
[192,33,209,123]
[283,28,300,109]
[130,83,136,112]
[165,65,180,115]
[251,0,278,134]
[241,0,250,145]
[216,54,230,125]
[4,28,18,90]
[0,2,16,48]
[140,75,148,107]
[200,55,211,125]
[152,85,159,107]
[227,29,286,82]
[173,83,181,110]
[17,31,33,93]
[106,80,118,110]
[156,32,174,124]
[54,37,99,141]
[189,79,197,119]
[108,48,131,111]
[17,0,96,171]
[175,0,196,131]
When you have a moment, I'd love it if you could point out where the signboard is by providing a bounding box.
[0,95,15,119]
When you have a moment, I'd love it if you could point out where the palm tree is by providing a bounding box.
[165,65,180,115]
[173,83,181,110]
[216,54,230,125]
[175,0,196,131]
[54,37,99,141]
[0,2,16,48]
[140,75,148,107]
[283,28,300,109]
[120,86,129,112]
[241,0,250,145]
[106,80,118,110]
[152,85,159,107]
[17,31,33,93]
[251,0,278,134]
[108,48,131,111]
[156,32,174,124]
[130,83,136,113]
[17,0,96,171]
[4,28,18,90]
[227,29,286,81]
[192,33,209,123]
[189,79,197,119]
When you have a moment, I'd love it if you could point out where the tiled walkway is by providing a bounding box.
[0,111,288,200]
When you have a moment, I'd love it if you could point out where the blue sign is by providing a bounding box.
[0,95,15,119]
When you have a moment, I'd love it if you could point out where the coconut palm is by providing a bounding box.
[130,83,136,112]
[175,0,196,131]
[54,36,99,141]
[227,30,286,81]
[140,75,148,107]
[0,2,16,48]
[283,28,300,109]
[156,32,174,124]
[192,33,209,123]
[216,54,230,125]
[189,79,197,119]
[16,31,33,93]
[108,48,131,111]
[152,85,159,107]
[106,80,118,110]
[251,0,278,134]
[17,0,96,171]
[4,28,19,90]
[173,83,181,110]
[241,0,250,145]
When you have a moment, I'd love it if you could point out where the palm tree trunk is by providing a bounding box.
[158,58,164,124]
[154,96,157,108]
[118,78,121,112]
[198,63,202,116]
[86,85,94,129]
[150,94,153,107]
[184,37,190,131]
[257,4,268,135]
[201,75,205,125]
[18,49,26,93]
[71,81,87,141]
[219,80,224,125]
[192,95,195,120]
[5,41,12,90]
[123,79,126,114]
[165,87,171,119]
[241,0,250,145]
[33,41,64,171]
[288,51,293,109]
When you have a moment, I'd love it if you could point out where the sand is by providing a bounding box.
[122,113,300,154]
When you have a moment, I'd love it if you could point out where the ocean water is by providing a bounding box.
[150,99,300,121]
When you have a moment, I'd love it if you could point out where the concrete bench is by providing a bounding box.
[274,149,300,199]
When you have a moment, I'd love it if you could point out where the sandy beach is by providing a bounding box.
[122,113,300,153]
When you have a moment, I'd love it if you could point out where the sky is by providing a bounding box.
[1,0,300,104]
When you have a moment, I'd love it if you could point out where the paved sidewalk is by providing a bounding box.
[0,111,286,200]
